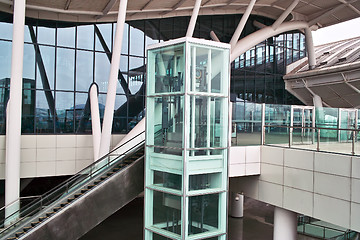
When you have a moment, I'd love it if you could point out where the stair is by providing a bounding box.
[1,144,145,240]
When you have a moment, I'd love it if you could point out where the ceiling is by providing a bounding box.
[0,0,359,27]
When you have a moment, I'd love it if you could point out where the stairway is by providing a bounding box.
[0,133,145,240]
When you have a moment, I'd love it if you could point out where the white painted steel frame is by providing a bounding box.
[229,0,256,49]
[90,83,101,161]
[5,0,26,221]
[99,0,128,158]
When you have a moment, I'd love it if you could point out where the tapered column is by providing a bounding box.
[305,27,316,69]
[273,207,297,240]
[5,0,26,220]
[99,0,128,158]
[90,84,101,161]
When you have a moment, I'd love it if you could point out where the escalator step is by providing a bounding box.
[74,193,83,198]
[60,202,68,207]
[31,221,40,227]
[67,198,75,203]
[39,217,47,222]
[113,167,120,171]
[15,232,24,237]
[80,188,88,193]
[87,184,95,189]
[94,180,102,185]
[46,212,55,217]
[7,237,18,240]
[107,172,114,176]
[100,176,107,180]
[53,206,62,212]
[23,226,32,232]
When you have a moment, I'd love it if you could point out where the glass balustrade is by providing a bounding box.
[232,102,359,156]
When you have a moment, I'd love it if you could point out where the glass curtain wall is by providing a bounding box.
[0,12,306,135]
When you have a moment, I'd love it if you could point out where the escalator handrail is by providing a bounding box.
[0,130,145,234]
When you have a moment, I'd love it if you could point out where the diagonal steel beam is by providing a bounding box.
[94,25,131,97]
[64,0,72,10]
[102,0,117,15]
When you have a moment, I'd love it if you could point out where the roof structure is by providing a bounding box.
[0,0,359,26]
[284,36,360,108]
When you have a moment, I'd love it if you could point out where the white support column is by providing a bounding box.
[210,30,220,42]
[231,21,309,62]
[5,0,26,220]
[99,0,128,158]
[229,0,256,49]
[273,207,297,240]
[305,27,316,69]
[272,0,299,30]
[90,84,101,161]
[186,0,202,37]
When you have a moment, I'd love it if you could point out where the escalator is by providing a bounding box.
[0,131,145,240]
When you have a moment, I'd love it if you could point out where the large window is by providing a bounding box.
[0,12,305,134]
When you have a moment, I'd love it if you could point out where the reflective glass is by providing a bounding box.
[130,26,144,56]
[24,26,32,43]
[189,173,222,191]
[153,191,182,235]
[37,26,55,45]
[148,95,183,150]
[74,92,91,133]
[120,55,128,72]
[55,91,74,133]
[23,43,35,81]
[153,171,182,191]
[189,96,227,148]
[76,50,93,92]
[95,23,112,51]
[0,22,12,40]
[56,48,75,91]
[36,46,55,90]
[77,25,94,50]
[95,52,110,93]
[22,88,35,133]
[57,27,75,48]
[188,194,219,235]
[129,56,144,71]
[264,104,291,145]
[114,23,128,55]
[128,72,144,94]
[0,41,12,79]
[35,90,54,133]
[190,44,229,94]
[147,43,185,95]
[232,102,262,146]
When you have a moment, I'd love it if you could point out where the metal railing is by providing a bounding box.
[263,125,359,156]
[0,130,145,238]
[298,216,357,240]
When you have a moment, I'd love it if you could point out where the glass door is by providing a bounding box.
[291,106,315,145]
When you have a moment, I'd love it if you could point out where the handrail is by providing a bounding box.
[0,130,145,235]
[263,124,359,156]
[264,124,359,132]
[0,195,42,212]
[298,220,354,239]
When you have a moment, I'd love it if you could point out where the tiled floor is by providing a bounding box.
[81,196,277,240]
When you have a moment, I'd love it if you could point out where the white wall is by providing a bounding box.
[229,146,260,177]
[0,134,125,179]
[230,146,360,232]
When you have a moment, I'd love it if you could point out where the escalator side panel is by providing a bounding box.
[23,157,144,240]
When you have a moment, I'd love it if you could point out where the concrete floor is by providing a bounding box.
[80,196,312,240]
